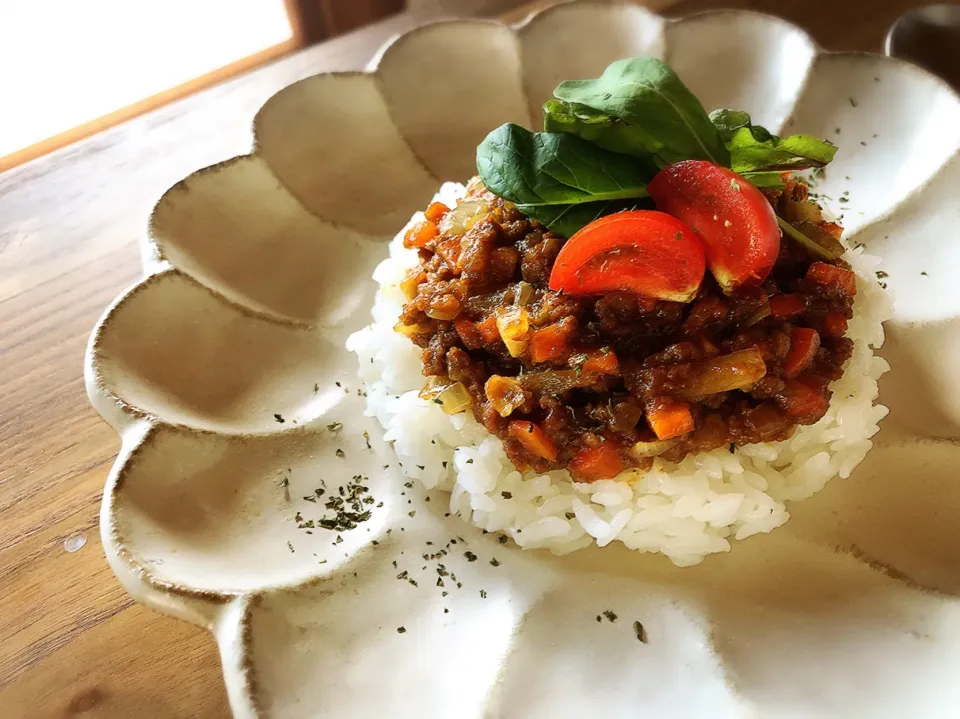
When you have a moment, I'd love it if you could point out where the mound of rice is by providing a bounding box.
[346,182,892,566]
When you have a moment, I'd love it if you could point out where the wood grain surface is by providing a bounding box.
[0,0,929,716]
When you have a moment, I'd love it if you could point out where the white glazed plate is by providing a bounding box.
[86,2,960,717]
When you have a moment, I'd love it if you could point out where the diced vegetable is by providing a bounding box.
[804,262,857,297]
[439,199,488,236]
[403,220,438,249]
[547,210,706,302]
[515,281,534,306]
[674,348,768,400]
[394,320,431,337]
[777,379,828,422]
[582,348,619,375]
[630,438,679,458]
[508,421,558,461]
[646,398,695,440]
[529,318,576,364]
[647,160,780,293]
[419,379,472,414]
[477,316,500,344]
[496,306,530,358]
[485,375,528,417]
[424,201,450,223]
[399,273,422,301]
[769,293,806,320]
[744,303,771,327]
[822,311,849,338]
[784,327,820,377]
[569,443,628,482]
[425,295,462,321]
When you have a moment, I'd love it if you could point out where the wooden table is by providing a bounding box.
[0,0,928,715]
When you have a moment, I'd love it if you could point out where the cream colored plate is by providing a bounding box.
[86,3,960,716]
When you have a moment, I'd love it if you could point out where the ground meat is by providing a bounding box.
[397,180,856,481]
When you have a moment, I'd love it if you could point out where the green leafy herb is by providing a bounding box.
[553,57,729,166]
[603,610,618,622]
[273,413,285,424]
[477,123,652,237]
[709,109,837,174]
[397,626,406,634]
[543,98,661,162]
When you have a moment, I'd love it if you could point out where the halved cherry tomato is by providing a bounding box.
[784,327,820,377]
[647,160,780,293]
[569,442,628,482]
[508,421,558,462]
[547,210,706,302]
[646,398,695,440]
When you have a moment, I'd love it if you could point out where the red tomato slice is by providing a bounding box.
[647,160,780,293]
[547,210,706,302]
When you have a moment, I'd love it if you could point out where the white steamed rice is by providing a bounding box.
[346,182,892,566]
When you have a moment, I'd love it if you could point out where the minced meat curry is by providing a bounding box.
[396,174,856,482]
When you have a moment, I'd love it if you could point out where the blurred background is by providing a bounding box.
[0,0,521,172]
[1,0,947,173]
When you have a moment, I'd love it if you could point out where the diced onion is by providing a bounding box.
[394,320,430,337]
[400,274,421,301]
[515,281,534,306]
[439,200,488,236]
[419,378,472,415]
[745,303,771,327]
[484,375,527,417]
[630,438,679,458]
[496,306,530,358]
[425,295,461,321]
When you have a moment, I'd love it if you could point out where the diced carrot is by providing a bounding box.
[424,202,450,223]
[529,319,575,364]
[454,317,483,350]
[822,311,848,338]
[769,293,806,320]
[582,348,619,375]
[569,443,627,482]
[821,221,843,240]
[403,220,438,249]
[646,398,695,440]
[477,316,500,344]
[777,379,828,422]
[804,262,857,297]
[508,421,558,462]
[784,327,820,377]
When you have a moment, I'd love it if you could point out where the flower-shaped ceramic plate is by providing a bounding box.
[86,2,960,716]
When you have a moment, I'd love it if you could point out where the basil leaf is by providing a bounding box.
[476,123,651,236]
[553,57,729,167]
[543,99,658,163]
[710,109,836,173]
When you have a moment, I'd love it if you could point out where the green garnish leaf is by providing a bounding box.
[553,57,729,166]
[710,109,837,173]
[543,98,660,163]
[476,123,652,237]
